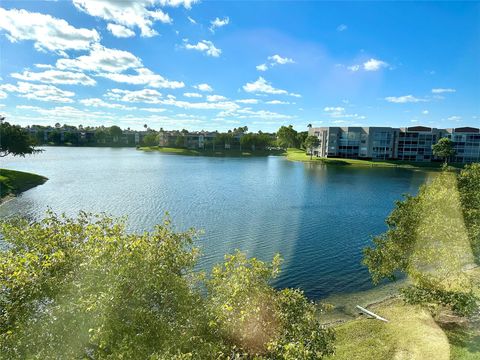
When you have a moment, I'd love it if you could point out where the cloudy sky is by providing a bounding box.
[0,1,479,131]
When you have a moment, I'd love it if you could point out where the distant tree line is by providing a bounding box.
[3,117,317,152]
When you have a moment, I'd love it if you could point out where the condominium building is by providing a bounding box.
[158,130,218,149]
[309,126,480,163]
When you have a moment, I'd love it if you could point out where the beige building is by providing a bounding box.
[309,125,479,163]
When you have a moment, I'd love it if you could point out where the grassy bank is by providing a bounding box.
[324,268,480,359]
[326,298,451,360]
[0,168,47,201]
[286,148,460,169]
[139,146,285,157]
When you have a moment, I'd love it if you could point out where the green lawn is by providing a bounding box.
[139,147,462,170]
[138,146,285,157]
[286,148,461,169]
[325,268,480,359]
[0,168,47,200]
[327,299,451,360]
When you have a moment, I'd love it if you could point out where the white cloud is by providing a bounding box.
[257,55,295,71]
[54,44,182,88]
[194,83,213,92]
[0,7,99,53]
[432,88,456,94]
[72,0,186,38]
[324,106,345,113]
[184,39,221,57]
[160,98,239,111]
[243,77,288,95]
[363,58,388,71]
[106,88,163,103]
[209,17,229,32]
[422,110,429,115]
[0,90,7,100]
[337,24,348,32]
[324,106,366,120]
[107,23,135,38]
[97,67,184,89]
[206,95,227,102]
[447,115,462,121]
[346,59,388,72]
[158,0,198,9]
[266,100,290,105]
[268,54,294,65]
[80,98,136,110]
[218,108,292,120]
[139,107,167,113]
[184,92,202,98]
[109,88,238,112]
[15,105,119,127]
[0,81,75,102]
[256,64,268,72]
[385,95,427,103]
[56,44,142,73]
[11,69,96,86]
[236,99,259,104]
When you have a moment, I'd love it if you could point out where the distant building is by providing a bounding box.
[158,130,218,149]
[309,126,480,163]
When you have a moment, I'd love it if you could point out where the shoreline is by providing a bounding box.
[138,146,459,170]
[0,168,48,204]
[138,146,286,157]
[285,148,459,170]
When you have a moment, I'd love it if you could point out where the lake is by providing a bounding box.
[0,147,434,299]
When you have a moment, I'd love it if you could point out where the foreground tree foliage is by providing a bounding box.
[363,164,480,316]
[0,212,334,359]
[0,121,42,157]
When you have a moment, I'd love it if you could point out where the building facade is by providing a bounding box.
[158,130,218,149]
[309,126,480,163]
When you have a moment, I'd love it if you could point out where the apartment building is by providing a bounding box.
[158,130,218,149]
[309,126,480,163]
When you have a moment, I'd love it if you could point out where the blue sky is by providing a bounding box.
[0,1,479,132]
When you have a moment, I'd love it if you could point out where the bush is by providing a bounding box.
[0,212,334,359]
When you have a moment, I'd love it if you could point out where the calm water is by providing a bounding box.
[0,147,433,299]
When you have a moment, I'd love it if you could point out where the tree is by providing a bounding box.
[207,251,335,358]
[296,132,308,149]
[457,163,480,263]
[175,135,185,148]
[363,170,480,316]
[0,121,42,157]
[141,131,158,146]
[215,133,233,149]
[94,128,107,144]
[432,137,456,165]
[277,125,298,148]
[0,212,335,359]
[240,133,257,151]
[304,135,320,160]
[109,125,123,143]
